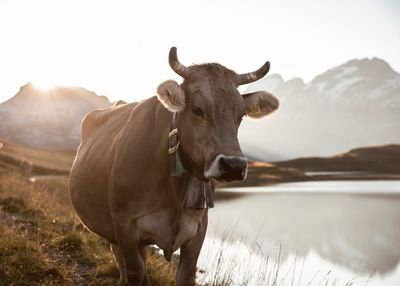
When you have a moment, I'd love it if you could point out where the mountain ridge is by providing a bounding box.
[1,57,399,157]
[275,144,400,174]
[252,57,398,89]
[239,57,400,161]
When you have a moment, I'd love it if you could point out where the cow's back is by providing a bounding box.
[69,101,137,243]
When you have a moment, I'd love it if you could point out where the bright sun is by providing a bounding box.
[31,78,60,90]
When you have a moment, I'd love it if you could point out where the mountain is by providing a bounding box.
[239,58,400,161]
[0,82,111,149]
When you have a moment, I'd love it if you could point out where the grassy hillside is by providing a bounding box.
[275,144,400,174]
[0,170,177,285]
[0,141,179,285]
[0,140,75,175]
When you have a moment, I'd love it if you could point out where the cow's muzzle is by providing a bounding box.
[204,154,248,182]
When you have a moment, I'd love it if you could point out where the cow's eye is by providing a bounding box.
[192,106,204,118]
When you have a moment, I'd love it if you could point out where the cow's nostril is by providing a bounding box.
[204,154,248,181]
[219,157,230,171]
[217,156,247,181]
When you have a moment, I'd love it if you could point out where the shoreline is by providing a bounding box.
[217,172,400,188]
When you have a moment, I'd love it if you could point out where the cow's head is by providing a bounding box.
[157,47,279,182]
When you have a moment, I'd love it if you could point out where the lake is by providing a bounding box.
[197,180,400,286]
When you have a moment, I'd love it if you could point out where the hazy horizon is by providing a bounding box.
[1,0,399,103]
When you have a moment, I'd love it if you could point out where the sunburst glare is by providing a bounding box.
[31,78,60,90]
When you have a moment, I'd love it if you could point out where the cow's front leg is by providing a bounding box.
[114,221,147,286]
[111,243,127,286]
[176,212,208,286]
[139,246,151,286]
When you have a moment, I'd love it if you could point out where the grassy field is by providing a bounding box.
[0,140,178,285]
[0,170,178,286]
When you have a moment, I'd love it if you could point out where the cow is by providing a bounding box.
[69,47,279,286]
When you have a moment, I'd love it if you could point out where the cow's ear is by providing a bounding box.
[242,91,279,118]
[157,80,185,112]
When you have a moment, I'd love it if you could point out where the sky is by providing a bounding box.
[0,0,399,103]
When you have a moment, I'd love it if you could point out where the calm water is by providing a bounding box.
[197,180,400,286]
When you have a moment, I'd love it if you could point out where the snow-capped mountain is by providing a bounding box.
[240,58,400,161]
[0,82,111,149]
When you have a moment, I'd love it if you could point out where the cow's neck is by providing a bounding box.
[168,112,214,210]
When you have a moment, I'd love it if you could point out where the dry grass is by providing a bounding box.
[197,235,372,286]
[0,169,176,285]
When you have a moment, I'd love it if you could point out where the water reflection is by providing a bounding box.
[202,181,400,285]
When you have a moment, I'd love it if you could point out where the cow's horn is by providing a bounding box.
[237,61,270,85]
[169,47,189,78]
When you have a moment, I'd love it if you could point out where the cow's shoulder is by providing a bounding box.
[81,101,137,143]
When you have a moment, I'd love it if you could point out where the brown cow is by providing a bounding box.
[69,47,279,286]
